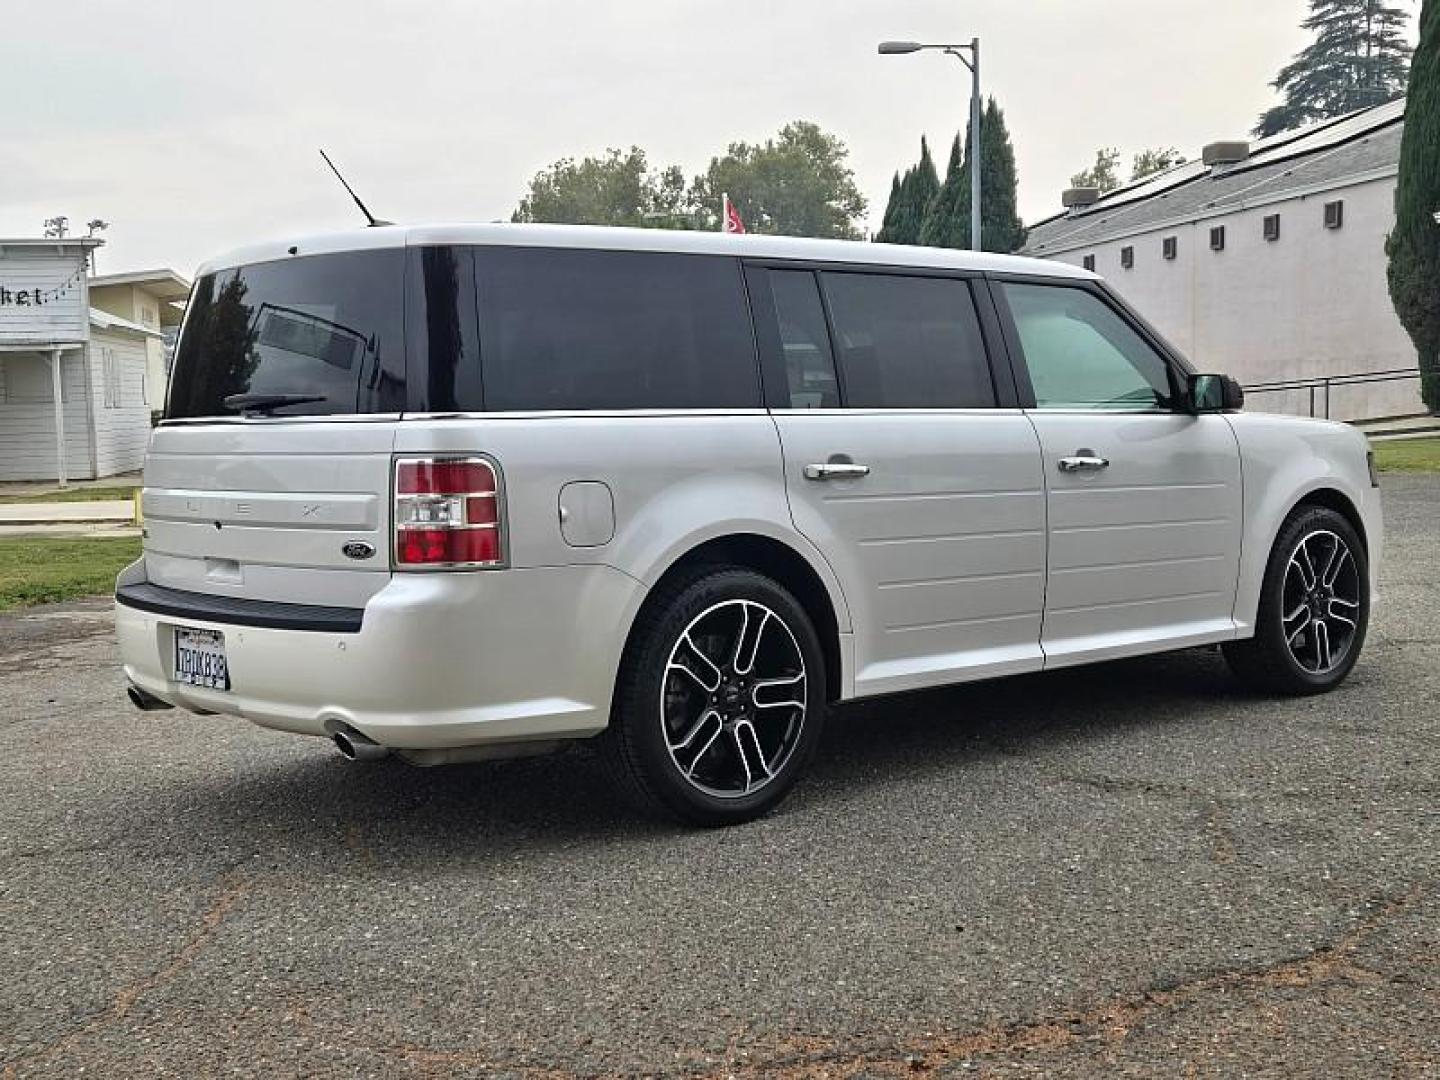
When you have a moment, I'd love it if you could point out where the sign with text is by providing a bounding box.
[0,248,89,347]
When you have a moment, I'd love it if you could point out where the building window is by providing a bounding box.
[102,348,120,408]
[1324,200,1345,230]
[6,353,63,403]
[1162,236,1178,260]
[1119,246,1134,270]
[1210,225,1226,252]
[1082,254,1096,272]
[1263,214,1281,242]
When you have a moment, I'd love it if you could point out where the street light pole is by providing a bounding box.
[878,37,983,252]
[966,38,981,253]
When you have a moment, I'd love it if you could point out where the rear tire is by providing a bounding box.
[600,566,826,827]
[1223,505,1369,695]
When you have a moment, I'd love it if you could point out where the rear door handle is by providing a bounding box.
[804,462,871,481]
[1058,454,1110,473]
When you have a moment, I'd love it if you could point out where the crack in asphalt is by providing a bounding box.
[673,883,1428,1078]
[0,876,249,1079]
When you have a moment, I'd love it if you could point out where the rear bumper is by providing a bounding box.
[114,560,645,749]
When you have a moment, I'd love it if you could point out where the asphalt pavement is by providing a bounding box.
[1,475,1437,1078]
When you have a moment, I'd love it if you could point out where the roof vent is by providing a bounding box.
[1062,187,1102,210]
[1202,140,1251,167]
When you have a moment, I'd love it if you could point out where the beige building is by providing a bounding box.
[90,269,191,417]
[1023,99,1422,422]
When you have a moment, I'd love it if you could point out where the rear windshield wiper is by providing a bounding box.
[222,392,329,416]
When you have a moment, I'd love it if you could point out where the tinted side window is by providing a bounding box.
[999,283,1174,411]
[474,248,759,411]
[769,270,840,409]
[820,273,995,409]
[405,246,482,413]
[168,250,405,418]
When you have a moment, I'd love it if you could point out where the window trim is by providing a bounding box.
[983,274,1193,414]
[743,259,1014,412]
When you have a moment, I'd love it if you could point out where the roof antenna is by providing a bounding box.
[319,149,393,227]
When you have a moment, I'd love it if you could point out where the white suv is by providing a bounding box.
[116,224,1381,825]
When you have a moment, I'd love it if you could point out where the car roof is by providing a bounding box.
[196,222,1098,281]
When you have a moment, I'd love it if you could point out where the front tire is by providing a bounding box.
[1223,505,1369,695]
[601,566,826,826]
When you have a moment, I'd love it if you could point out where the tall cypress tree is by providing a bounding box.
[978,99,1026,254]
[1387,0,1440,411]
[919,132,969,248]
[918,100,1026,252]
[876,137,939,245]
[876,172,903,241]
[1256,0,1413,137]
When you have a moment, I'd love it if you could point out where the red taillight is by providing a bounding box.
[393,456,504,569]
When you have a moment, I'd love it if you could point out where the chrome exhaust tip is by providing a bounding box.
[126,684,173,712]
[331,728,390,762]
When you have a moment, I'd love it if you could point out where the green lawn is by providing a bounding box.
[0,536,141,610]
[1373,437,1440,473]
[0,485,139,505]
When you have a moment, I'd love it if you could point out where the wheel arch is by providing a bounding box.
[626,533,849,704]
[1291,486,1368,555]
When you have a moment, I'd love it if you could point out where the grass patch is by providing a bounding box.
[0,486,139,504]
[1373,437,1440,473]
[0,536,141,610]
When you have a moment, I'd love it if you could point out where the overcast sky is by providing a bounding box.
[0,0,1419,275]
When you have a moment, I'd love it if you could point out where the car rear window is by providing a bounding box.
[167,250,406,418]
[472,247,760,411]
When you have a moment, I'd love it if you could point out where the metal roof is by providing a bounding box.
[1023,98,1405,256]
[196,222,1098,281]
[89,308,163,338]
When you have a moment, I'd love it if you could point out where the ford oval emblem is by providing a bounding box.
[342,541,377,561]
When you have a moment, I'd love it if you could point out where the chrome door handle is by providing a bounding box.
[1058,455,1110,473]
[804,462,871,481]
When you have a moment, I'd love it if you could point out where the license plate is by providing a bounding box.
[173,627,230,690]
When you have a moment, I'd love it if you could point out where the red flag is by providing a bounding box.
[723,193,747,234]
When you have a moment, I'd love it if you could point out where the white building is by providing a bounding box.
[90,269,191,417]
[0,238,189,484]
[1023,99,1422,421]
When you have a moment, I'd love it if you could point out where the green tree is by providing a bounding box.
[916,100,1026,253]
[1255,0,1413,137]
[877,172,903,239]
[512,147,691,227]
[876,136,939,245]
[977,99,1026,253]
[1131,147,1186,180]
[1070,147,1122,193]
[1387,0,1440,411]
[689,121,868,238]
[919,133,969,248]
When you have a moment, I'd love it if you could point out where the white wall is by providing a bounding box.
[1049,175,1424,421]
[0,350,94,481]
[0,249,89,347]
[89,328,152,477]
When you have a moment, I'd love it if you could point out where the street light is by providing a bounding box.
[879,37,982,251]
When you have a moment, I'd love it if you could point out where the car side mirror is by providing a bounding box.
[1189,373,1244,413]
